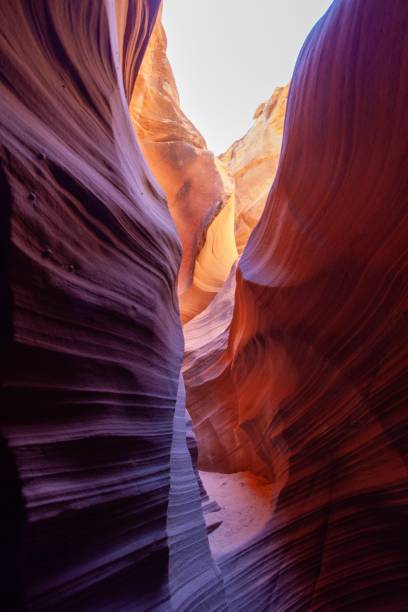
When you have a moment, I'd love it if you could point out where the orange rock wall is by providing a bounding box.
[131,14,237,322]
[220,84,288,253]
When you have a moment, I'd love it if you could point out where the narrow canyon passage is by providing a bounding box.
[0,1,407,611]
[132,4,408,609]
[131,5,290,572]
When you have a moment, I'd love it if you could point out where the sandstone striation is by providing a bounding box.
[1,0,408,610]
[184,0,408,609]
[0,1,225,609]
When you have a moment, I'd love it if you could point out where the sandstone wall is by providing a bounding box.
[184,1,408,608]
[0,1,225,609]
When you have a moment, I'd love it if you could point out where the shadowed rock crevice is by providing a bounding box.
[0,157,26,610]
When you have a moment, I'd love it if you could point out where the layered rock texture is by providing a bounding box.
[1,0,408,611]
[0,1,225,610]
[184,0,408,609]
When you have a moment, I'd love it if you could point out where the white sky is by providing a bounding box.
[162,0,333,154]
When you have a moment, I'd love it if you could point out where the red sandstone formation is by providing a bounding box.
[1,0,408,611]
[0,1,225,609]
[184,0,408,609]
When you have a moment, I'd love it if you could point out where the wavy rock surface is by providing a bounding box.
[2,0,408,610]
[131,15,237,322]
[184,0,408,609]
[0,1,225,610]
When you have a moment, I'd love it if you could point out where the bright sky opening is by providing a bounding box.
[162,0,333,154]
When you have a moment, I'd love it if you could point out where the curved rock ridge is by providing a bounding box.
[0,1,225,610]
[184,0,408,609]
[130,13,237,323]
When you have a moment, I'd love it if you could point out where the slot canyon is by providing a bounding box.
[0,1,407,610]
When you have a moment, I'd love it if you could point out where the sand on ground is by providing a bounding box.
[200,470,274,558]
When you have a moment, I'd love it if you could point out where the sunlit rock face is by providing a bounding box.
[0,1,226,609]
[131,13,237,322]
[220,84,288,253]
[131,16,288,325]
[184,0,408,609]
